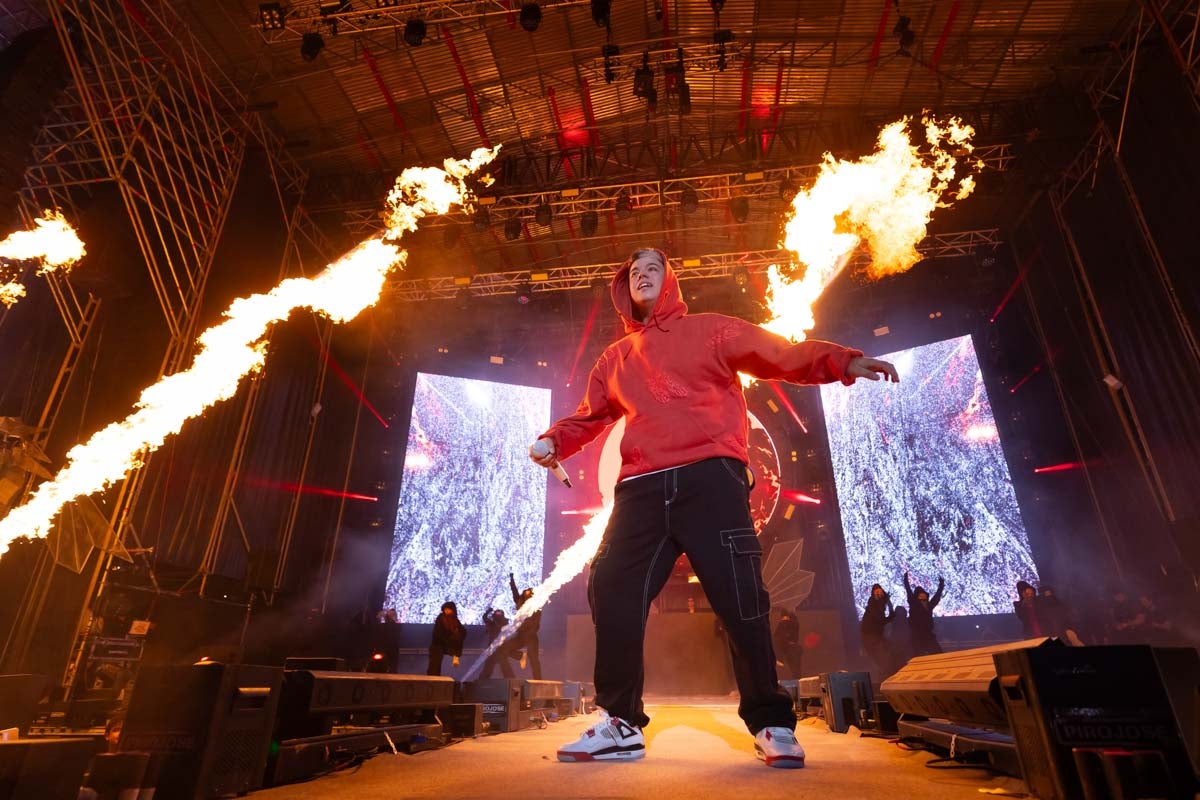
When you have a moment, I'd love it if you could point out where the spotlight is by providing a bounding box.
[602,43,620,84]
[633,51,656,103]
[504,216,522,241]
[732,266,749,289]
[258,2,285,31]
[319,1,351,16]
[442,224,461,249]
[591,0,612,28]
[730,196,750,223]
[710,0,725,11]
[535,199,553,226]
[580,209,599,237]
[713,29,733,71]
[404,18,427,47]
[519,3,542,32]
[590,277,608,298]
[680,186,699,214]
[778,176,798,199]
[615,190,633,219]
[376,0,400,6]
[894,15,915,56]
[300,32,325,61]
[472,207,490,232]
[516,279,533,304]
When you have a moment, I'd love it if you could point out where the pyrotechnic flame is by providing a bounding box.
[463,503,612,682]
[760,116,978,347]
[0,149,496,554]
[0,211,87,307]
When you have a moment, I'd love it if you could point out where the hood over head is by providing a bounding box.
[1016,580,1034,596]
[611,247,688,333]
[441,601,458,615]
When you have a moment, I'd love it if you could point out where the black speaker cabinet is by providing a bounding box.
[994,645,1197,800]
[442,703,484,737]
[819,671,873,733]
[119,662,283,800]
[465,679,524,733]
[283,657,346,672]
[0,737,103,800]
[0,675,47,736]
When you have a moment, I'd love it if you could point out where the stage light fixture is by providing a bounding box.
[894,15,915,56]
[633,51,656,105]
[535,199,553,226]
[778,176,798,199]
[519,3,543,32]
[376,0,400,6]
[516,279,533,304]
[713,29,733,71]
[258,3,285,31]
[472,207,490,232]
[300,32,325,61]
[319,1,351,16]
[730,196,750,223]
[442,224,461,249]
[580,209,599,237]
[591,0,612,28]
[602,43,620,84]
[504,216,522,241]
[733,266,749,288]
[590,277,608,298]
[710,0,725,11]
[680,186,699,214]
[615,190,633,219]
[404,18,427,47]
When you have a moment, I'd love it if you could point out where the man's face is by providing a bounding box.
[443,608,452,615]
[1022,587,1034,599]
[629,253,665,316]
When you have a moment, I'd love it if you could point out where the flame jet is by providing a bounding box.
[0,211,87,306]
[0,148,496,553]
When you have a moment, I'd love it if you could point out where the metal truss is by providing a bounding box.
[0,1,47,50]
[388,228,1002,301]
[1088,0,1200,118]
[326,143,1012,238]
[254,0,589,44]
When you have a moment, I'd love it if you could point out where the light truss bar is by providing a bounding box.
[255,0,590,43]
[321,143,1011,235]
[388,228,1001,301]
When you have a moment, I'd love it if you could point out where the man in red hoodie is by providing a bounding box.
[531,248,897,768]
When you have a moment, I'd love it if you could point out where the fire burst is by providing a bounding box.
[761,116,978,346]
[0,149,496,554]
[463,504,612,682]
[0,211,87,307]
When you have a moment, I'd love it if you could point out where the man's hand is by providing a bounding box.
[847,357,900,383]
[528,437,558,467]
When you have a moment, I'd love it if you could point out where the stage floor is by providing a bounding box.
[250,697,1028,799]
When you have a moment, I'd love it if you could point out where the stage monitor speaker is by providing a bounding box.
[441,704,484,737]
[0,737,104,800]
[819,671,873,733]
[118,662,283,800]
[276,671,454,739]
[881,637,1057,729]
[1153,646,1199,775]
[994,644,1197,800]
[464,679,523,733]
[0,675,47,736]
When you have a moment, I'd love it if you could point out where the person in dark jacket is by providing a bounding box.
[860,584,896,677]
[773,610,803,680]
[904,572,945,656]
[481,607,516,678]
[427,601,466,676]
[887,605,911,671]
[510,572,543,679]
[1014,580,1041,638]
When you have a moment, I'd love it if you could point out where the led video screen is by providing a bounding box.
[385,373,551,624]
[820,335,1037,616]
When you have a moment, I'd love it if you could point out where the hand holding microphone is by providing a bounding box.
[529,438,572,488]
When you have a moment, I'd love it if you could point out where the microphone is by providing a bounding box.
[530,439,572,488]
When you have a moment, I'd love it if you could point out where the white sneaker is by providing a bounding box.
[557,713,645,762]
[754,726,805,768]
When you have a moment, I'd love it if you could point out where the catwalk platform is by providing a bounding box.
[250,697,1026,799]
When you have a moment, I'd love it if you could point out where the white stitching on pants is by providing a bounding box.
[641,534,670,634]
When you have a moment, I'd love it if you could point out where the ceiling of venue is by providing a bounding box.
[3,0,1139,278]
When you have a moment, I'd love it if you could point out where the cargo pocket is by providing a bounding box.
[720,529,769,621]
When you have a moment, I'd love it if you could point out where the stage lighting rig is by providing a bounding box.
[300,31,325,61]
[534,199,553,226]
[591,0,612,28]
[680,186,699,214]
[602,43,620,84]
[713,29,734,71]
[580,209,599,237]
[504,216,522,241]
[404,18,427,46]
[519,3,543,32]
[472,207,490,232]
[615,190,633,219]
[632,51,657,108]
[730,196,750,223]
[894,14,915,56]
[258,3,286,31]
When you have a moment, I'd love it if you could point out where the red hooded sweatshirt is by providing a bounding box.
[541,249,864,482]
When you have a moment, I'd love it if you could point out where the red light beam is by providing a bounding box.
[565,294,602,388]
[1009,362,1043,394]
[768,382,808,433]
[1033,461,1082,474]
[246,476,379,502]
[781,490,821,505]
[312,336,389,428]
